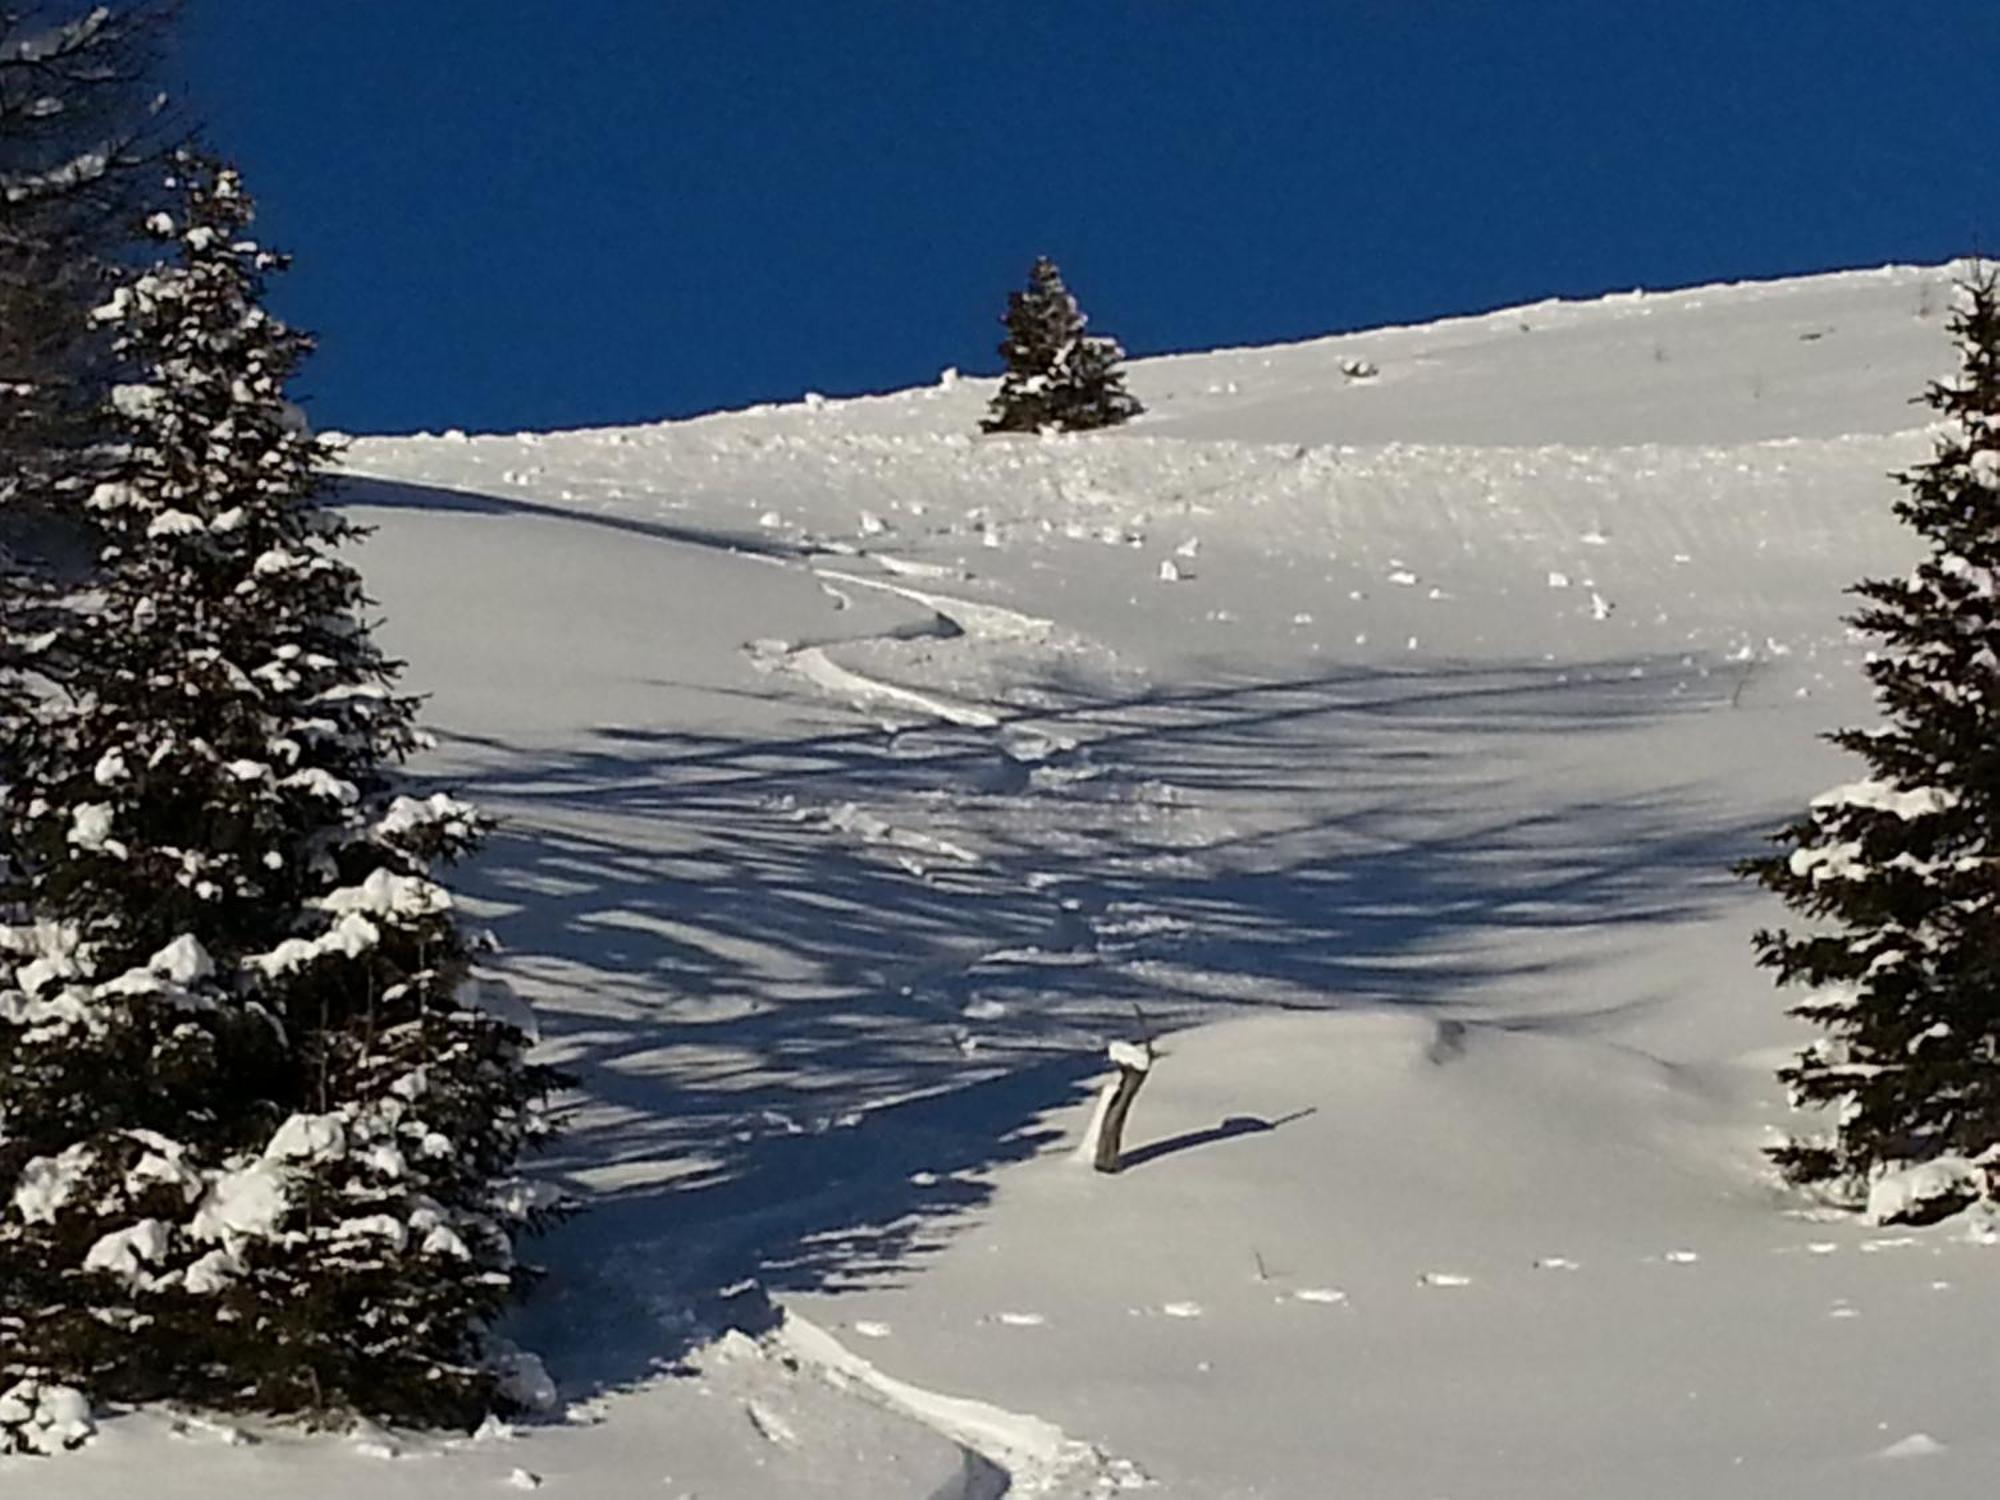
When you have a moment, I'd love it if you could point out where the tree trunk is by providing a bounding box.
[1092,1062,1149,1173]
[1074,1038,1153,1173]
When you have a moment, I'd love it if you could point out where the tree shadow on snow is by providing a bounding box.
[340,474,817,561]
[1117,1108,1317,1172]
[411,652,1772,1402]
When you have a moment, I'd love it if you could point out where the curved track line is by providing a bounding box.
[772,1308,1145,1497]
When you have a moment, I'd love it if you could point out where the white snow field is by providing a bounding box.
[22,262,2000,1497]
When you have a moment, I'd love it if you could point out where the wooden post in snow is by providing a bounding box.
[1074,1038,1154,1174]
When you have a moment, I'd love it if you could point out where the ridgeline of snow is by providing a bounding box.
[26,262,2000,1498]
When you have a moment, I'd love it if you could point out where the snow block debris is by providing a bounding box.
[1866,1157,1985,1227]
[771,1308,1137,1495]
[0,1379,94,1456]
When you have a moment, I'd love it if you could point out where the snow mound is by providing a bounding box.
[1867,1157,1986,1227]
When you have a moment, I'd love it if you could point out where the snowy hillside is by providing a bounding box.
[26,262,2000,1498]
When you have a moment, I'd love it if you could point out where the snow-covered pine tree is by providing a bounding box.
[981,256,1142,434]
[0,150,562,1450]
[1740,265,2000,1220]
[0,1,176,507]
[0,2,176,874]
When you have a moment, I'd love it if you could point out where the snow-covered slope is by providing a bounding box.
[25,262,2000,1498]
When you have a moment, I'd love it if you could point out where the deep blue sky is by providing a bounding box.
[182,2,2000,436]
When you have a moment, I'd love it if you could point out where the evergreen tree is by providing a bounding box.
[0,1,176,506]
[0,151,562,1451]
[1740,265,2000,1215]
[0,2,177,857]
[981,256,1142,434]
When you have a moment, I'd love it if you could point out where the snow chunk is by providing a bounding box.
[123,1134,202,1203]
[0,985,97,1036]
[1876,1432,1946,1459]
[263,1112,347,1165]
[1936,553,1998,600]
[9,919,86,997]
[320,868,452,921]
[92,749,129,785]
[146,509,204,538]
[13,1143,96,1224]
[183,1247,246,1296]
[83,1218,172,1286]
[93,935,219,1008]
[247,911,381,976]
[1789,840,1866,884]
[109,383,161,418]
[150,934,214,985]
[332,1213,409,1251]
[772,1310,1113,1490]
[68,802,122,854]
[1867,1157,1985,1226]
[0,1379,94,1456]
[191,1162,290,1246]
[252,547,306,576]
[422,1224,472,1260]
[1108,1039,1153,1073]
[374,792,481,842]
[278,767,359,804]
[1812,779,1958,821]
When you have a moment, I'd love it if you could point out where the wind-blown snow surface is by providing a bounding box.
[25,263,2000,1497]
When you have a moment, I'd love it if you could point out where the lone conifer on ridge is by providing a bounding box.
[982,256,1142,435]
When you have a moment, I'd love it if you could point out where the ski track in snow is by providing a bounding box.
[730,542,1217,1049]
[811,567,1056,643]
[771,1309,1146,1497]
[749,637,1003,730]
